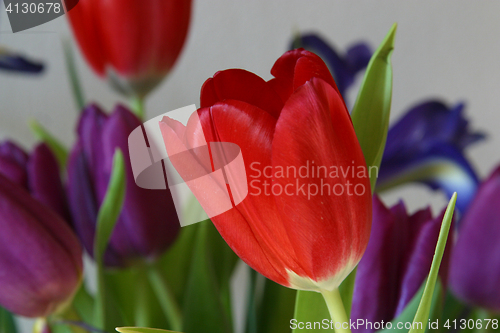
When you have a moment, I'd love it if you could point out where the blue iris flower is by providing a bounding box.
[377,101,485,213]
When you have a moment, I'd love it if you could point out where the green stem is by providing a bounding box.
[321,288,351,333]
[94,258,106,330]
[135,267,151,327]
[62,38,86,112]
[130,96,145,120]
[147,264,183,332]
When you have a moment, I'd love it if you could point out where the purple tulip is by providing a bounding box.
[67,104,180,268]
[351,196,451,332]
[449,166,500,312]
[0,141,70,221]
[0,173,83,317]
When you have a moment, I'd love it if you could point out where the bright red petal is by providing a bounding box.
[271,78,371,282]
[201,101,308,286]
[67,0,106,75]
[270,49,342,102]
[200,69,283,118]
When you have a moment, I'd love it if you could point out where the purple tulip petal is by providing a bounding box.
[27,144,70,222]
[0,174,81,317]
[0,141,29,188]
[67,104,180,267]
[76,104,109,198]
[351,196,405,332]
[352,196,451,331]
[450,166,500,312]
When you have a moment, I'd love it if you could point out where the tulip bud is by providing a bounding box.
[67,104,180,268]
[0,174,82,317]
[160,49,372,291]
[67,0,192,98]
[450,166,500,312]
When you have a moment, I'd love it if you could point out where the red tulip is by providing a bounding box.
[160,49,372,291]
[67,0,192,98]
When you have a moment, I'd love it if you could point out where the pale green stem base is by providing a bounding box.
[321,288,352,333]
[130,96,145,120]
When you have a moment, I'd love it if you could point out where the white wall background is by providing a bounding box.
[1,1,500,331]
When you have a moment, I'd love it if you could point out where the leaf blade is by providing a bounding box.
[351,23,397,191]
[93,149,127,330]
[408,193,457,333]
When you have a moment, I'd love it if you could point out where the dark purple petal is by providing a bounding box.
[68,104,180,267]
[76,104,109,198]
[394,210,439,315]
[66,145,98,257]
[0,141,29,188]
[27,144,70,222]
[352,196,450,331]
[351,196,405,333]
[450,166,500,312]
[0,174,81,317]
[101,105,180,265]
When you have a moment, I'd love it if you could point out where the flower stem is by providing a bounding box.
[321,288,351,333]
[147,263,183,331]
[130,96,145,120]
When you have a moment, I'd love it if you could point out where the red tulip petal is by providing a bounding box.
[199,101,309,285]
[270,49,341,102]
[67,0,106,75]
[200,69,283,118]
[154,0,191,73]
[271,78,371,282]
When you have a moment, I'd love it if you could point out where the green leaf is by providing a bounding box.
[29,119,69,169]
[117,328,183,333]
[182,221,232,333]
[156,195,204,304]
[93,149,126,330]
[293,291,333,333]
[72,283,94,325]
[351,23,397,191]
[0,306,17,333]
[101,268,140,328]
[377,280,441,333]
[256,278,297,333]
[147,263,183,331]
[62,38,86,111]
[408,193,456,333]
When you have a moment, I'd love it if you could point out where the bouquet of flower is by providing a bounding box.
[0,2,498,333]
